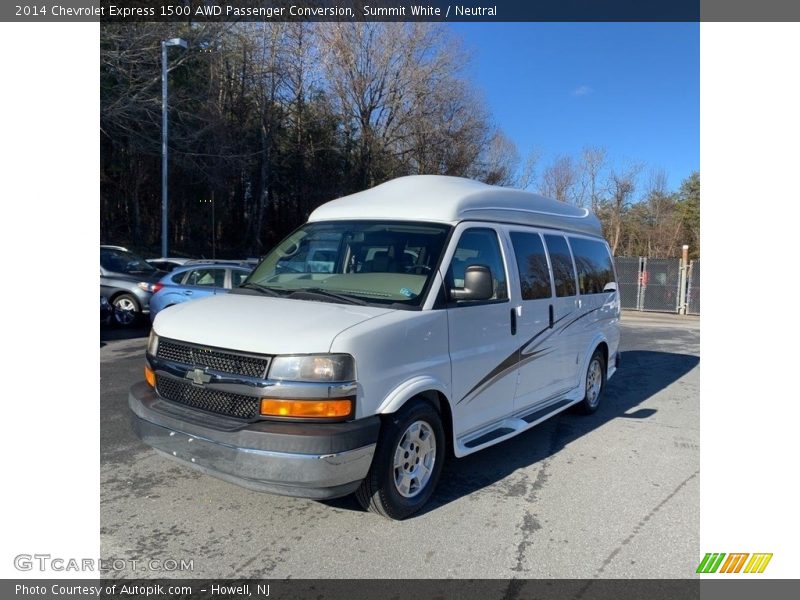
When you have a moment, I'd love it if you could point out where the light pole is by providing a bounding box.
[200,192,215,258]
[161,37,187,258]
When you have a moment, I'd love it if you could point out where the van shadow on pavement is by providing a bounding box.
[324,350,699,517]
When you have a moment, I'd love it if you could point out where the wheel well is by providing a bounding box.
[595,341,608,366]
[409,390,454,457]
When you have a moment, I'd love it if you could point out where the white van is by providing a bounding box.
[130,175,620,519]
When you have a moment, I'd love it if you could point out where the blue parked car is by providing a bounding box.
[149,262,253,321]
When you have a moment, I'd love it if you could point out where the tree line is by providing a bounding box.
[101,22,699,259]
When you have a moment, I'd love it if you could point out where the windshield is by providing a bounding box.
[100,248,157,275]
[241,220,451,307]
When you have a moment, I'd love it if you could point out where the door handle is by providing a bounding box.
[183,290,193,296]
[549,304,554,329]
[510,308,517,335]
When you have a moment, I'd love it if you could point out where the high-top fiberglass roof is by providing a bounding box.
[308,175,603,238]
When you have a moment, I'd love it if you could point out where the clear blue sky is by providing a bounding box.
[449,23,699,191]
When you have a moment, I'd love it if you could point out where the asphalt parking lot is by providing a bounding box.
[100,311,699,578]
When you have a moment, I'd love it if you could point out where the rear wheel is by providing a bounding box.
[112,293,140,327]
[356,400,445,520]
[576,349,606,415]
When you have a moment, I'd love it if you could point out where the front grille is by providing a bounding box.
[156,376,260,420]
[156,339,270,378]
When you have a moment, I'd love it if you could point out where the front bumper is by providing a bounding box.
[129,382,379,499]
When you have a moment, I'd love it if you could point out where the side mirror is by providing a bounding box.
[603,281,618,293]
[451,265,494,301]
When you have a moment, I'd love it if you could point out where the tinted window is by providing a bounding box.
[569,238,615,295]
[100,248,157,275]
[185,268,225,287]
[510,232,551,300]
[448,228,508,301]
[543,235,577,297]
[231,270,250,288]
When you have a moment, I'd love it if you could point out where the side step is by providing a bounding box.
[464,427,515,449]
[457,396,578,455]
[521,399,572,423]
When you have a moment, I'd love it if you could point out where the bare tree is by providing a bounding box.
[540,155,578,203]
[602,164,642,254]
[406,75,491,177]
[476,130,520,186]
[577,145,608,211]
[319,22,465,186]
[516,147,542,190]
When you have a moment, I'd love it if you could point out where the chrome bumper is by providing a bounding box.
[129,382,377,499]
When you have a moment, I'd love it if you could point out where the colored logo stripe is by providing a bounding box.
[697,552,772,574]
[719,553,749,573]
[697,553,726,573]
[744,553,773,574]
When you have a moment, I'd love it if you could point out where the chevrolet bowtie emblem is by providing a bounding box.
[185,368,212,386]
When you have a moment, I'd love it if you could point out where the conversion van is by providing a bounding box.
[129,175,620,519]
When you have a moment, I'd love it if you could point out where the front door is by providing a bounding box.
[445,226,518,437]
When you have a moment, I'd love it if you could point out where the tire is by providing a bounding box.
[576,348,606,415]
[356,400,445,520]
[112,293,140,327]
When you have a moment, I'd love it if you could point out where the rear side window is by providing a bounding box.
[448,228,508,301]
[185,268,225,287]
[543,235,577,297]
[569,237,616,295]
[509,232,551,300]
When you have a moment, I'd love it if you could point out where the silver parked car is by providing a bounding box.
[100,246,165,326]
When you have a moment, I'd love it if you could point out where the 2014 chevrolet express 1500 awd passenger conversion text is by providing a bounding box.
[129,175,620,519]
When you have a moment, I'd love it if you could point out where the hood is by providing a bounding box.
[152,293,393,355]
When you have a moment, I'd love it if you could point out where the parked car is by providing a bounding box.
[100,295,114,326]
[148,263,253,320]
[130,175,620,519]
[183,259,255,266]
[100,246,165,326]
[146,257,191,272]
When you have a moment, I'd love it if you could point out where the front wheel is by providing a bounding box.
[575,349,606,415]
[356,400,445,520]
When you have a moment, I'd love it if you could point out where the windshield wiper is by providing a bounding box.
[238,282,284,297]
[289,288,368,306]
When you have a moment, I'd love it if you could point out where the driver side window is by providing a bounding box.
[447,228,508,301]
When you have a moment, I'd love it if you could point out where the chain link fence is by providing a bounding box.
[613,256,699,314]
[614,257,644,310]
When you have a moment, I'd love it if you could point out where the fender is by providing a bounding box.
[376,375,451,415]
[577,332,610,393]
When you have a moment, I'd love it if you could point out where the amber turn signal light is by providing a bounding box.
[259,398,352,419]
[144,365,156,387]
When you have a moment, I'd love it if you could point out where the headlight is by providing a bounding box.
[147,331,159,356]
[268,354,355,382]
